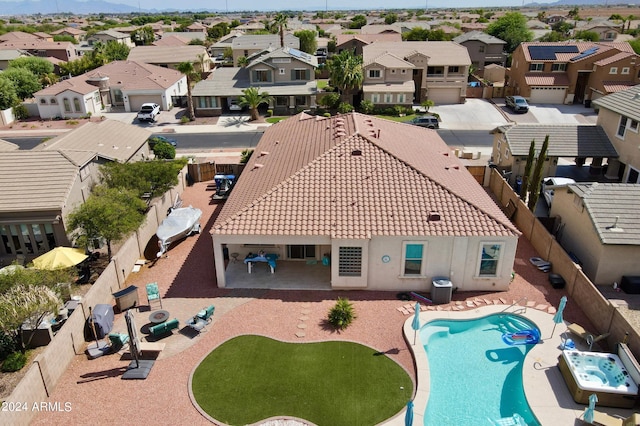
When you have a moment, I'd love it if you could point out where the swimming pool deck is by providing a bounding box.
[394,305,637,426]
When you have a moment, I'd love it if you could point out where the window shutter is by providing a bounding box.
[252,70,257,82]
[305,69,310,80]
[267,70,272,82]
[291,69,295,80]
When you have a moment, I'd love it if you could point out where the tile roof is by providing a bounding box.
[231,34,299,50]
[521,42,632,62]
[0,31,40,42]
[0,40,75,51]
[365,52,414,68]
[192,67,316,97]
[524,73,570,86]
[152,35,190,46]
[35,77,98,96]
[363,41,471,66]
[37,120,151,163]
[362,80,415,93]
[248,46,318,68]
[592,84,640,123]
[602,81,637,93]
[0,49,28,60]
[593,51,636,66]
[213,113,518,239]
[0,151,78,213]
[494,124,618,158]
[569,183,640,245]
[51,27,86,35]
[84,60,184,90]
[127,45,209,64]
[91,29,131,39]
[336,33,402,46]
[453,31,506,45]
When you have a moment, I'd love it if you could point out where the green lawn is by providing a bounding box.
[317,79,329,90]
[192,335,412,426]
[375,114,419,123]
[265,116,287,124]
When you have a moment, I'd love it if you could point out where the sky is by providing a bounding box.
[0,0,558,13]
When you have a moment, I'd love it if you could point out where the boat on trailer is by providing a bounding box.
[156,206,202,257]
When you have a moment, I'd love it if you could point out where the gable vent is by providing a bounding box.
[427,212,441,222]
[351,149,362,156]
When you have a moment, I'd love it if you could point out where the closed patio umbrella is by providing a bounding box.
[412,302,421,345]
[551,296,567,338]
[405,400,414,426]
[33,247,88,270]
[583,393,598,424]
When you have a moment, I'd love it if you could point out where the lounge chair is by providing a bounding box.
[186,305,215,333]
[568,323,610,345]
[585,411,640,426]
[145,282,162,309]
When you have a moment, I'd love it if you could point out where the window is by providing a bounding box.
[50,98,57,104]
[371,94,380,103]
[275,96,288,106]
[295,96,306,106]
[630,120,639,132]
[622,67,630,75]
[112,89,123,104]
[606,32,615,40]
[627,167,640,184]
[80,164,90,180]
[401,69,406,74]
[63,98,71,113]
[551,63,566,72]
[73,98,81,112]
[391,69,396,74]
[449,66,460,73]
[279,68,285,75]
[478,243,502,277]
[618,116,628,138]
[369,69,381,78]
[403,243,425,276]
[339,247,362,277]
[197,96,218,108]
[292,69,309,80]
[40,98,47,104]
[427,66,444,76]
[529,63,544,72]
[479,46,485,53]
[255,70,269,82]
[398,94,406,103]
[610,67,618,74]
[384,93,393,103]
[288,245,315,259]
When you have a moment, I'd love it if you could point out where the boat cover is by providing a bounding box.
[156,206,202,257]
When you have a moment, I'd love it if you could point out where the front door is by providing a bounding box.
[574,72,590,104]
[288,245,316,259]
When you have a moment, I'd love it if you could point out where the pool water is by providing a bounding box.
[421,314,541,425]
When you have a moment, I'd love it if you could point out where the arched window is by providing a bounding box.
[50,98,57,104]
[40,98,47,104]
[73,98,81,112]
[63,98,71,112]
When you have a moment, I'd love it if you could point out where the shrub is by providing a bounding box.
[2,351,27,372]
[66,120,79,125]
[180,115,191,124]
[328,297,356,330]
[267,109,273,117]
[152,142,176,159]
[240,148,254,164]
[12,104,28,120]
[323,112,331,117]
[0,333,18,361]
[319,92,340,110]
[337,102,354,114]
[359,100,375,114]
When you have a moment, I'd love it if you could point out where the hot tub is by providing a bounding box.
[558,350,639,408]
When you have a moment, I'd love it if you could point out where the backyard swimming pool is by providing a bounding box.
[421,313,541,425]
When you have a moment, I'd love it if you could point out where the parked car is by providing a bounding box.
[228,98,242,111]
[147,135,177,148]
[505,96,529,113]
[137,103,160,122]
[408,115,439,129]
[542,177,575,206]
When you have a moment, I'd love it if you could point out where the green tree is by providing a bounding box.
[207,22,230,40]
[0,285,61,352]
[237,56,248,67]
[294,29,317,54]
[568,7,580,20]
[177,61,201,121]
[486,12,534,53]
[68,186,147,260]
[152,141,176,159]
[520,140,536,199]
[99,159,187,199]
[327,50,363,104]
[385,13,398,25]
[349,15,367,29]
[574,30,600,42]
[103,40,130,61]
[8,57,53,77]
[53,34,78,44]
[1,67,41,100]
[239,87,273,121]
[630,38,640,55]
[131,25,155,45]
[421,99,435,113]
[403,27,430,41]
[273,12,288,47]
[319,92,340,110]
[527,135,549,212]
[0,77,18,110]
[327,297,356,330]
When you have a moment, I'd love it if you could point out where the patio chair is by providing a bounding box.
[145,282,162,309]
[585,411,640,426]
[568,323,610,346]
[108,333,130,352]
[186,305,215,333]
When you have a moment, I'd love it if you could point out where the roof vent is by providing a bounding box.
[260,151,269,157]
[427,212,441,222]
[252,163,264,170]
[607,216,624,232]
[351,149,362,156]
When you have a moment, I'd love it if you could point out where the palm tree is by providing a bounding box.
[177,61,201,121]
[273,13,288,47]
[237,56,248,68]
[327,50,363,104]
[239,87,273,121]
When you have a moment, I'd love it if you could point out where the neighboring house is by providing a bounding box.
[51,27,87,42]
[335,33,402,56]
[574,21,621,42]
[158,31,207,44]
[209,31,243,58]
[360,24,402,35]
[490,124,618,186]
[35,61,186,115]
[127,45,212,72]
[0,31,45,42]
[545,15,566,25]
[231,34,299,66]
[453,31,507,71]
[152,35,190,47]
[460,23,488,32]
[0,138,19,150]
[362,41,471,105]
[185,22,208,33]
[87,30,134,48]
[192,46,317,116]
[550,183,640,285]
[0,48,30,70]
[210,112,520,291]
[592,84,640,183]
[508,42,640,104]
[0,40,78,62]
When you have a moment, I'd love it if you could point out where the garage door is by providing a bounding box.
[427,88,461,104]
[530,87,566,104]
[129,95,163,112]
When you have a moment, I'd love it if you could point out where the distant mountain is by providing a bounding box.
[0,0,209,15]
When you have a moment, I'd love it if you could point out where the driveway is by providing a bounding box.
[494,100,598,125]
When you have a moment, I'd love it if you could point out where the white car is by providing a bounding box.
[542,177,576,207]
[137,103,160,122]
[228,98,242,111]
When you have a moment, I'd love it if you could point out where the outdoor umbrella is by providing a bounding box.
[405,400,414,426]
[412,302,421,345]
[32,247,88,270]
[583,393,598,424]
[551,296,567,338]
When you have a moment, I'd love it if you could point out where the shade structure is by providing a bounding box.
[412,302,421,345]
[33,247,88,270]
[583,393,598,424]
[551,296,567,338]
[405,400,414,426]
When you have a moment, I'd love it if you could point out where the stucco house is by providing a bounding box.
[211,112,520,291]
[574,21,622,42]
[550,183,640,285]
[0,40,78,62]
[35,78,103,119]
[453,31,507,71]
[592,84,640,183]
[490,124,619,185]
[335,33,402,56]
[192,46,317,116]
[87,30,134,48]
[51,27,87,42]
[230,34,299,66]
[127,45,212,73]
[508,42,640,105]
[362,41,471,106]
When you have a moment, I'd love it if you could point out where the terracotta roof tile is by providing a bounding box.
[524,73,570,86]
[593,51,635,66]
[602,81,637,93]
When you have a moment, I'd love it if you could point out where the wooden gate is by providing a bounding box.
[467,166,486,185]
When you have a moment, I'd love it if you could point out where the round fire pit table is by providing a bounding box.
[149,310,170,324]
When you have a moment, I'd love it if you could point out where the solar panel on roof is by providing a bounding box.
[528,45,579,60]
[570,47,599,62]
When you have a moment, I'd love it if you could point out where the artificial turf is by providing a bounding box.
[191,335,413,426]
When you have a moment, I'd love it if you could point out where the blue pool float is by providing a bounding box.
[502,328,540,346]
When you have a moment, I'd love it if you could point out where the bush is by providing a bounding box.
[337,102,354,114]
[152,142,176,159]
[240,148,254,164]
[0,333,18,361]
[319,92,340,109]
[359,100,375,114]
[180,116,191,124]
[2,351,27,372]
[323,112,331,117]
[266,109,273,117]
[328,298,356,330]
[12,104,28,120]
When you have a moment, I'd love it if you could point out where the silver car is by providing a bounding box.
[505,96,529,113]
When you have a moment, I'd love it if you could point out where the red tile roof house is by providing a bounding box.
[211,112,520,292]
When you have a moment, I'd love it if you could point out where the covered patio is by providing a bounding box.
[224,259,331,290]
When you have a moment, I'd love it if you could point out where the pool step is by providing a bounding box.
[501,317,534,334]
[421,326,450,344]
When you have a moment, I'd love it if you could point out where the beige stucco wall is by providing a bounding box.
[248,59,315,85]
[596,107,640,179]
[36,90,102,119]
